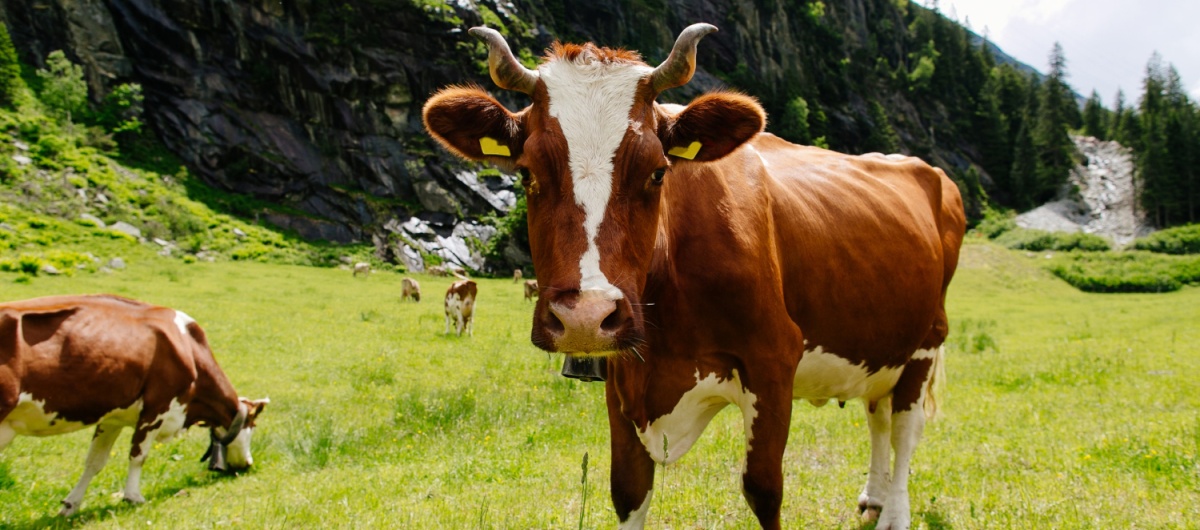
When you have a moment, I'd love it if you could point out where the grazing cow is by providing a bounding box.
[444,280,477,336]
[427,265,447,277]
[513,269,523,282]
[0,294,269,516]
[423,24,965,529]
[352,262,370,278]
[401,277,421,302]
[523,279,539,301]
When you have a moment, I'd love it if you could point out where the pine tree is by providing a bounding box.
[1137,53,1174,226]
[1008,79,1041,209]
[1081,90,1107,140]
[0,23,22,107]
[865,100,900,153]
[1032,42,1076,204]
[971,74,1010,189]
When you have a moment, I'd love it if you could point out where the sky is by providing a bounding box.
[918,0,1200,105]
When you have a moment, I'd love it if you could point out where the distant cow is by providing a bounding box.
[0,294,269,516]
[401,277,421,302]
[444,280,477,336]
[524,280,539,301]
[427,265,447,277]
[352,262,370,278]
[513,269,523,282]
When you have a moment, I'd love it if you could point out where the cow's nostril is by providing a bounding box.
[545,309,566,334]
[600,308,622,332]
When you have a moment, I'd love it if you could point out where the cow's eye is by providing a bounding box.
[649,168,666,186]
[518,168,538,195]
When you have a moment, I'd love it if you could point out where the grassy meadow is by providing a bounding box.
[0,239,1198,529]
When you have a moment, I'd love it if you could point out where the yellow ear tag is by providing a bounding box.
[668,141,702,160]
[479,137,511,157]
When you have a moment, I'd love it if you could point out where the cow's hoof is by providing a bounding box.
[859,506,882,525]
[123,494,146,505]
[58,501,79,517]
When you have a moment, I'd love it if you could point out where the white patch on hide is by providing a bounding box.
[4,393,142,437]
[618,489,654,530]
[638,370,758,465]
[541,56,650,298]
[174,310,196,336]
[792,346,904,404]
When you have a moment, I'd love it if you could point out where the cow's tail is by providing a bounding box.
[922,345,945,421]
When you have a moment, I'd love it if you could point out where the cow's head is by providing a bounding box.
[205,397,269,471]
[424,24,763,355]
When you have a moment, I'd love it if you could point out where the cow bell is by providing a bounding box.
[561,355,605,382]
[200,431,229,472]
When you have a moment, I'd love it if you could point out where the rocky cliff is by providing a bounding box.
[1017,136,1154,247]
[0,0,973,272]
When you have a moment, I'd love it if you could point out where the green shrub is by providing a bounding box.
[996,228,1110,252]
[1132,224,1200,255]
[971,208,1017,239]
[1047,251,1200,293]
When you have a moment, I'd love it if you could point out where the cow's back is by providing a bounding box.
[657,134,964,371]
[1,295,199,429]
[759,134,964,366]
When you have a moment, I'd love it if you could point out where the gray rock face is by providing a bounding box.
[109,221,142,239]
[1016,136,1154,247]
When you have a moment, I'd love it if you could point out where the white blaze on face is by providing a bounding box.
[541,56,651,298]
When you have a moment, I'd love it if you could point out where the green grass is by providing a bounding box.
[1,240,1198,528]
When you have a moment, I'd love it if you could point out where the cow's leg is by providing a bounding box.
[123,402,185,505]
[875,349,939,530]
[859,396,892,523]
[740,390,792,530]
[606,383,655,530]
[444,312,451,334]
[123,424,155,505]
[60,423,123,516]
[465,316,473,336]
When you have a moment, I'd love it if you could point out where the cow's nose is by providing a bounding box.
[540,290,631,352]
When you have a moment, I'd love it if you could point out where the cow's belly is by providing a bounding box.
[2,393,142,436]
[792,347,904,404]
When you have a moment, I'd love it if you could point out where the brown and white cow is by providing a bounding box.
[444,280,477,336]
[513,268,523,282]
[523,279,539,301]
[401,277,421,302]
[425,24,966,529]
[0,294,268,516]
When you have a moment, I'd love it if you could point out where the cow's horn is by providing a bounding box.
[469,27,539,95]
[650,23,718,93]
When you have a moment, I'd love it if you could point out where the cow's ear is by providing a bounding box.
[423,86,525,168]
[660,92,764,162]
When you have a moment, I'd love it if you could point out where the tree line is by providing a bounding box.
[764,1,1198,230]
